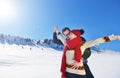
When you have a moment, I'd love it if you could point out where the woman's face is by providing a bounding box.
[63,30,77,40]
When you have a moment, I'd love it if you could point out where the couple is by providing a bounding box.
[53,26,120,78]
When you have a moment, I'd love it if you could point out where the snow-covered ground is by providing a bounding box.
[0,44,120,78]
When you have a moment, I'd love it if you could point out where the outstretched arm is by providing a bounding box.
[81,34,120,53]
[53,26,64,45]
[54,26,66,45]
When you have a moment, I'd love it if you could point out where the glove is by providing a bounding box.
[117,35,120,40]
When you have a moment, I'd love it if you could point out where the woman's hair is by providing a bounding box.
[81,36,86,42]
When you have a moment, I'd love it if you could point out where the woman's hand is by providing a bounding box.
[71,61,83,70]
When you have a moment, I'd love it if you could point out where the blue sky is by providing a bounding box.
[0,0,120,51]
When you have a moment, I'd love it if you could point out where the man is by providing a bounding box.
[54,26,120,78]
[56,26,120,78]
[53,26,94,78]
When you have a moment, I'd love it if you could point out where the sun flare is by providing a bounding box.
[0,1,17,20]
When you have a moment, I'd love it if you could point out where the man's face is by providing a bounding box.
[63,29,71,39]
[63,29,77,40]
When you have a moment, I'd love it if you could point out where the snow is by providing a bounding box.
[0,43,120,78]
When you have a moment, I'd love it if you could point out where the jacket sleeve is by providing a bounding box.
[81,34,119,53]
[57,32,66,45]
[53,32,63,45]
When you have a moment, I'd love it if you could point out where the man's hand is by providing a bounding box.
[54,25,59,34]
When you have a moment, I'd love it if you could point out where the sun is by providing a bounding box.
[0,1,17,20]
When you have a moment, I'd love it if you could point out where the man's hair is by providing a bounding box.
[62,27,70,34]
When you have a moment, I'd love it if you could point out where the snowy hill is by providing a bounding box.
[0,34,63,50]
[0,44,120,78]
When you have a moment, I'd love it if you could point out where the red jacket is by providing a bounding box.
[61,30,83,78]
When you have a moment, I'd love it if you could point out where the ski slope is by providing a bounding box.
[0,44,120,78]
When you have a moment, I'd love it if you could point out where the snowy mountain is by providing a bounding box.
[0,34,36,46]
[0,34,64,50]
